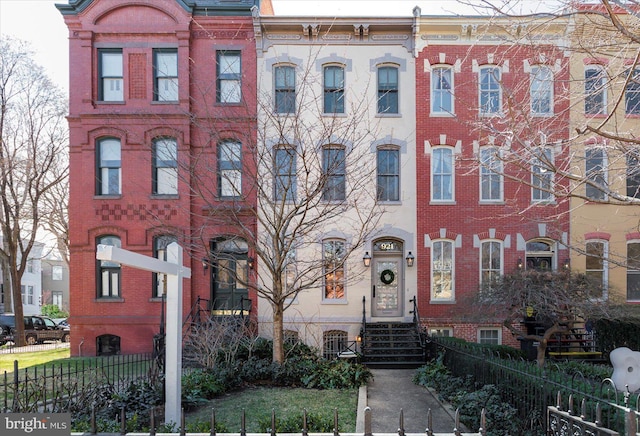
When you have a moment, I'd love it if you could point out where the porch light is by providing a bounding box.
[517,258,523,269]
[202,258,208,272]
[248,257,255,270]
[563,258,570,270]
[406,252,415,267]
[363,252,372,267]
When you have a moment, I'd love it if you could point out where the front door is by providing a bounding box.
[372,254,403,317]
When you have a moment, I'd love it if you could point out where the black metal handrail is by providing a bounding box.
[409,296,427,348]
[360,296,367,361]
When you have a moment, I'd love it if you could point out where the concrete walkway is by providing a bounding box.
[356,368,463,434]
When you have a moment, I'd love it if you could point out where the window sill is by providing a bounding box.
[151,101,179,105]
[530,200,556,205]
[95,101,125,105]
[584,113,607,118]
[321,299,348,305]
[149,297,165,302]
[322,113,347,117]
[430,200,456,205]
[377,200,402,205]
[94,195,122,200]
[430,112,455,118]
[94,297,125,303]
[376,113,401,118]
[216,102,243,106]
[479,112,502,118]
[479,200,505,205]
[429,299,456,304]
[150,194,179,200]
[531,112,554,118]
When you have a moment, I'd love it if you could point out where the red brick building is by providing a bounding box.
[57,0,263,356]
[414,16,571,346]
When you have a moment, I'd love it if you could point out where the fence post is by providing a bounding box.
[398,408,405,436]
[241,408,247,436]
[90,405,96,435]
[120,407,126,435]
[425,408,433,436]
[180,407,185,436]
[363,406,372,436]
[333,408,339,436]
[12,360,18,412]
[271,409,276,436]
[626,409,638,435]
[302,408,309,436]
[150,407,156,436]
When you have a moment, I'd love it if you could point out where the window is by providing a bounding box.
[322,146,346,201]
[432,147,454,201]
[323,239,345,300]
[218,141,242,198]
[52,291,63,309]
[97,138,121,195]
[323,65,345,114]
[97,236,121,298]
[323,330,347,359]
[275,65,295,113]
[585,66,606,115]
[628,242,640,301]
[531,148,553,202]
[479,66,501,115]
[377,66,398,114]
[377,148,399,202]
[625,68,640,115]
[431,67,453,114]
[586,240,607,299]
[153,235,177,298]
[99,49,123,101]
[153,49,178,102]
[217,51,241,104]
[585,148,606,201]
[627,154,640,198]
[525,239,554,270]
[274,147,296,202]
[428,328,452,337]
[52,266,63,281]
[479,147,503,201]
[153,138,178,195]
[27,260,34,274]
[432,240,453,300]
[21,285,34,305]
[481,241,502,287]
[530,65,553,115]
[478,328,501,345]
[283,249,297,299]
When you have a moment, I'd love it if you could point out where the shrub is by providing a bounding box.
[301,359,372,389]
[40,304,68,319]
[258,411,335,433]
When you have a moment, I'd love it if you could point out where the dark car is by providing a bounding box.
[0,314,70,345]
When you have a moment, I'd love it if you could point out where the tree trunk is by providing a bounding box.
[536,339,547,368]
[11,270,24,347]
[272,303,284,364]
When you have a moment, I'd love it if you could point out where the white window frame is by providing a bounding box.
[323,239,346,302]
[531,148,554,202]
[479,66,501,116]
[586,239,608,301]
[377,65,399,114]
[52,266,63,281]
[479,147,503,202]
[377,147,400,202]
[627,240,640,302]
[431,147,455,202]
[274,65,296,114]
[480,240,503,288]
[431,66,454,115]
[429,327,452,337]
[431,239,454,301]
[625,68,640,115]
[478,328,501,345]
[530,65,554,116]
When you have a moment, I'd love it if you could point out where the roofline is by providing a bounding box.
[56,0,260,16]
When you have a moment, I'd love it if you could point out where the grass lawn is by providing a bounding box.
[186,386,358,432]
[0,347,70,373]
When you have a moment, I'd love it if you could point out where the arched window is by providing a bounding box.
[480,240,502,286]
[431,240,454,300]
[323,239,345,300]
[377,65,398,114]
[525,239,554,271]
[97,236,121,298]
[323,330,347,360]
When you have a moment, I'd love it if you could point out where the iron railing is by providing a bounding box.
[433,337,640,434]
[78,403,487,436]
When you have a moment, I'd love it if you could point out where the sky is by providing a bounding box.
[0,0,567,95]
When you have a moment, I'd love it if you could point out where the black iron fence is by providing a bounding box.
[433,337,640,435]
[0,352,154,413]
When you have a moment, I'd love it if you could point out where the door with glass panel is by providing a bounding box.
[371,240,403,317]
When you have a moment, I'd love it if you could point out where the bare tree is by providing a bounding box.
[180,53,387,363]
[472,269,623,367]
[0,37,69,346]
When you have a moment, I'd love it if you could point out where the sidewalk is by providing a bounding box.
[356,368,462,434]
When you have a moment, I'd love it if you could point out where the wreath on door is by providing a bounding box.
[380,269,395,285]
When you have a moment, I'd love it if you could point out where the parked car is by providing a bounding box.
[0,314,70,345]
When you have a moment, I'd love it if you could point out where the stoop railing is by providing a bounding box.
[77,405,487,436]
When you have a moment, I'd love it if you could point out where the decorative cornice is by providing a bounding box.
[56,0,259,16]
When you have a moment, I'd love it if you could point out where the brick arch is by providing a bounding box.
[585,231,611,241]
